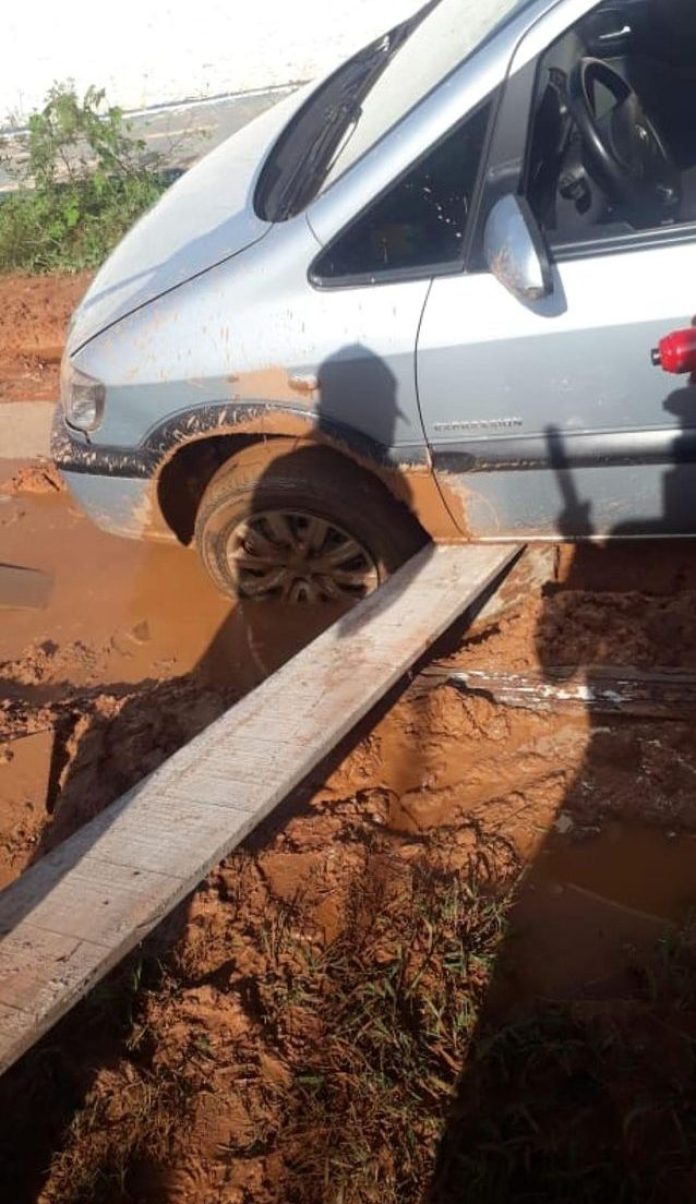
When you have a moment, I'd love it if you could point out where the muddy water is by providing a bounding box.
[499,823,696,1003]
[537,822,696,924]
[0,459,350,884]
[0,462,345,697]
[4,452,696,1002]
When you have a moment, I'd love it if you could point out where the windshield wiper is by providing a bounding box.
[276,101,363,219]
[261,2,441,220]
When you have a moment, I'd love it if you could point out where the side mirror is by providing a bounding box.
[483,195,553,304]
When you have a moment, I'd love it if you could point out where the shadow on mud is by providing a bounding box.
[428,414,696,1203]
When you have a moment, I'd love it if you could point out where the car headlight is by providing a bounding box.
[60,356,105,432]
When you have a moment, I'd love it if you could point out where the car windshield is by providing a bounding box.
[255,0,536,221]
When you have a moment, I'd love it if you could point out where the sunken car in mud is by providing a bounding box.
[55,0,696,603]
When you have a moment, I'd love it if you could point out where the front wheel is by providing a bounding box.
[194,441,426,603]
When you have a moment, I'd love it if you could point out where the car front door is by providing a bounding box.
[417,0,696,541]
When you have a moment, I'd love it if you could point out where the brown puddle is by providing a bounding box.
[498,823,696,1006]
[536,821,696,925]
[0,461,346,699]
[0,459,349,878]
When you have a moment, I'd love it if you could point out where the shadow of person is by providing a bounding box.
[429,410,696,1201]
[232,342,429,632]
[613,388,696,539]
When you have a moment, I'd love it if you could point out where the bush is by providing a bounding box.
[0,84,169,273]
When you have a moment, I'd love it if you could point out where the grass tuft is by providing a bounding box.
[255,850,516,1203]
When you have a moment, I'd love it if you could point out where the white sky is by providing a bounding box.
[4,0,425,120]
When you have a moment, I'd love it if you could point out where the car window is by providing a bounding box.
[256,0,536,222]
[524,0,696,248]
[312,101,492,284]
[321,0,530,192]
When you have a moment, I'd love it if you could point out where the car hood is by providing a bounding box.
[67,86,311,354]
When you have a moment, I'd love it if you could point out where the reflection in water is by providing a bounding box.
[200,599,352,693]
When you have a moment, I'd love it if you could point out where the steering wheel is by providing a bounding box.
[568,58,681,220]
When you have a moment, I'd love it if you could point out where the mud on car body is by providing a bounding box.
[56,0,696,602]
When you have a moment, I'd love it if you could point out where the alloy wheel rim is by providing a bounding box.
[226,510,380,603]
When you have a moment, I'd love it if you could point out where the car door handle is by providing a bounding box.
[599,24,632,41]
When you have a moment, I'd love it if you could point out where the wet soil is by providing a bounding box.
[3,278,696,1200]
[3,459,696,1198]
[0,465,350,882]
[0,273,92,402]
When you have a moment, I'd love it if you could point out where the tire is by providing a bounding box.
[194,439,426,603]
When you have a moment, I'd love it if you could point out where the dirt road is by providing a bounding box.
[3,276,696,1202]
[0,273,91,402]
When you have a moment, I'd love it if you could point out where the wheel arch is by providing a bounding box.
[154,402,457,545]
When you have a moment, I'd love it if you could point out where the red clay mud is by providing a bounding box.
[0,461,65,494]
[3,281,696,1197]
[0,272,91,401]
[4,474,696,1199]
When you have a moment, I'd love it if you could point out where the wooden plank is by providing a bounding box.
[421,664,696,719]
[0,858,181,948]
[0,925,105,1014]
[0,542,519,1073]
[0,1003,41,1072]
[0,564,53,610]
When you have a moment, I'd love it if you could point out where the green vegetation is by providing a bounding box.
[0,84,169,273]
[268,860,513,1204]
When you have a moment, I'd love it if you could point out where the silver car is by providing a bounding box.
[55,0,696,604]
